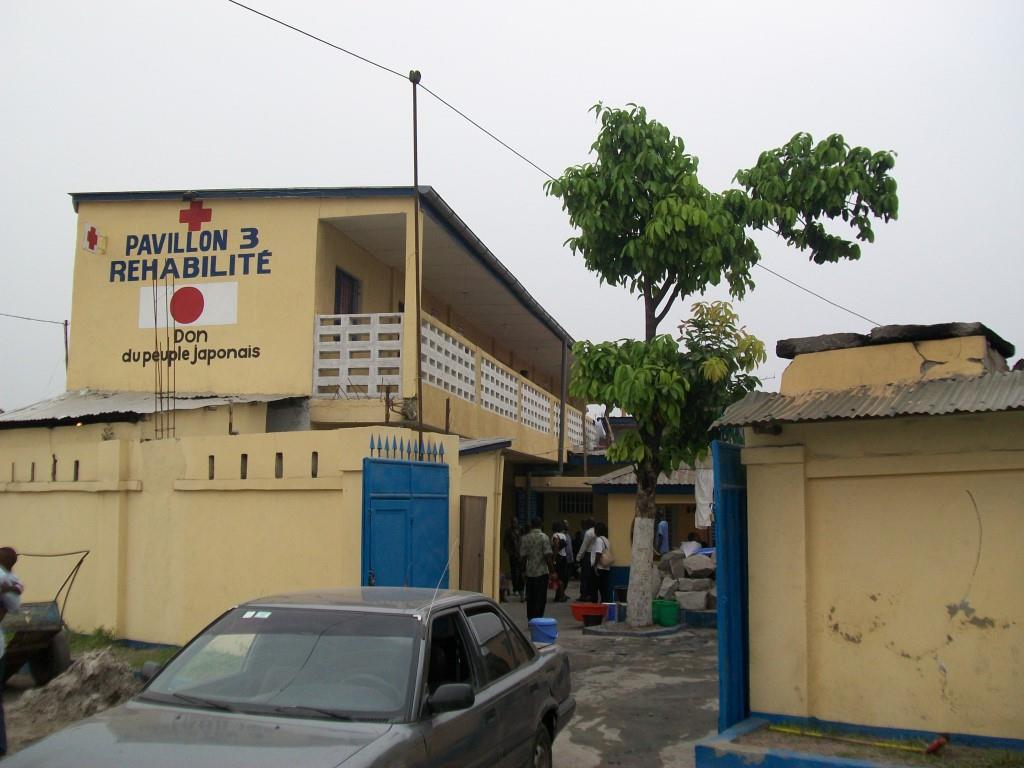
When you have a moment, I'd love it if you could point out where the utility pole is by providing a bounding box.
[410,70,424,455]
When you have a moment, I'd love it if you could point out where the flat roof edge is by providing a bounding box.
[68,186,575,346]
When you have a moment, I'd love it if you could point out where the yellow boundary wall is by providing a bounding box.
[0,424,491,646]
[743,411,1024,739]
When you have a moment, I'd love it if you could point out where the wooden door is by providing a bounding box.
[459,496,487,593]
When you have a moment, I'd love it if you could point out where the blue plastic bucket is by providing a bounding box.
[528,617,558,644]
[603,603,617,622]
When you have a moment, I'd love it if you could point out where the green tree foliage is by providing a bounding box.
[546,104,898,338]
[571,302,765,474]
[734,132,899,263]
[546,104,897,626]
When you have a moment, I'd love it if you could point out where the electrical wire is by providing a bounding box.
[225,0,405,80]
[753,263,880,326]
[224,1,554,179]
[418,84,555,179]
[0,311,64,326]
[224,0,882,328]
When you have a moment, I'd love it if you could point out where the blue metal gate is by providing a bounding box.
[362,438,450,589]
[712,440,749,732]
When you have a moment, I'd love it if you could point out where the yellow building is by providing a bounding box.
[0,187,596,645]
[714,322,1024,744]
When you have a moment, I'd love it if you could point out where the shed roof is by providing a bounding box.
[458,437,512,456]
[587,464,698,489]
[714,370,1024,428]
[0,390,289,428]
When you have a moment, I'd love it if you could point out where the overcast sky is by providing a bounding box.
[2,1,1022,410]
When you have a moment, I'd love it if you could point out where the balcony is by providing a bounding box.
[312,312,596,456]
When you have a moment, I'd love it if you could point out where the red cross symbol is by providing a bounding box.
[179,200,213,232]
[86,226,99,250]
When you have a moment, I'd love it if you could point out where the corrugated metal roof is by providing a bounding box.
[459,437,512,455]
[715,371,1024,427]
[588,465,699,487]
[0,390,290,426]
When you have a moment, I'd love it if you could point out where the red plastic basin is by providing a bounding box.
[570,602,608,623]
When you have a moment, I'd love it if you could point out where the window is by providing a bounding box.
[170,633,256,688]
[504,618,536,665]
[426,612,474,694]
[465,607,521,684]
[559,493,593,517]
[145,608,418,719]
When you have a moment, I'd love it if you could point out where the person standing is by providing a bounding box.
[0,546,24,758]
[655,510,670,556]
[561,519,575,585]
[520,517,554,621]
[575,519,597,601]
[551,522,571,603]
[590,523,613,605]
[503,522,524,601]
[572,524,584,567]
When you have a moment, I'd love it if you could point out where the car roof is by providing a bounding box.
[241,587,491,615]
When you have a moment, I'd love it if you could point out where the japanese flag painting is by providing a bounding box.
[139,282,237,328]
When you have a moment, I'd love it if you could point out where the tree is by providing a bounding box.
[546,104,897,626]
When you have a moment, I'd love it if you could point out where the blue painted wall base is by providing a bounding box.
[695,716,1024,768]
[683,609,717,628]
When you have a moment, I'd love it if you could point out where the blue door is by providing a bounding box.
[362,458,450,589]
[712,440,749,732]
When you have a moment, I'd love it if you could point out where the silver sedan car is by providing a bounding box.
[6,588,575,768]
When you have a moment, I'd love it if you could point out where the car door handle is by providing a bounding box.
[484,708,497,723]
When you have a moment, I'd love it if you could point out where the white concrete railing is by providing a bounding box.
[566,407,600,450]
[480,356,519,421]
[421,317,476,403]
[313,312,596,442]
[521,381,552,433]
[313,313,403,397]
[567,408,584,448]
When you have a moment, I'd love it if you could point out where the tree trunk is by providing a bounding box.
[644,292,658,341]
[626,459,659,627]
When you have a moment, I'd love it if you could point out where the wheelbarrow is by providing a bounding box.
[1,550,88,685]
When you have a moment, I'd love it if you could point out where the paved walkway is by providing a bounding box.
[502,590,719,768]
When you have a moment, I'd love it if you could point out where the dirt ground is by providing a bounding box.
[4,650,141,754]
[503,593,720,768]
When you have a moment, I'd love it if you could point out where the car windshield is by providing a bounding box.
[143,607,420,721]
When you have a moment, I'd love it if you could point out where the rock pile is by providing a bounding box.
[656,551,717,612]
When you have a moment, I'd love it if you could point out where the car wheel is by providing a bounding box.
[532,723,552,768]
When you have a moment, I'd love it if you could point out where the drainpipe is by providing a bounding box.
[525,470,532,527]
[492,452,505,600]
[558,338,567,474]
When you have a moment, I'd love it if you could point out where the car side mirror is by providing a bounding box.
[427,683,475,714]
[139,660,163,682]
